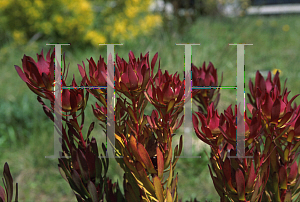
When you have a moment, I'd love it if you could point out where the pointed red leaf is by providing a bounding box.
[3,163,13,202]
[236,168,246,201]
[246,160,257,192]
[279,166,287,189]
[288,161,297,183]
[137,143,157,174]
[135,162,156,196]
[156,146,164,179]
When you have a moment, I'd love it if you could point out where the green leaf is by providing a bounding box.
[166,99,175,114]
[101,143,109,175]
[166,188,172,202]
[167,162,173,188]
[291,140,300,153]
[153,175,164,202]
[128,106,138,124]
[86,122,95,140]
[164,142,173,170]
[292,174,300,193]
[135,162,156,196]
[58,164,68,182]
[87,181,98,202]
[284,147,289,164]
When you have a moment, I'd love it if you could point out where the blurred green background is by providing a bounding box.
[0,0,300,201]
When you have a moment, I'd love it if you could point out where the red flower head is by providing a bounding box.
[193,103,224,148]
[78,56,107,87]
[42,76,87,113]
[248,70,285,108]
[15,49,55,98]
[192,62,222,114]
[144,69,185,114]
[115,51,157,98]
[247,87,298,127]
[61,78,86,113]
[247,70,299,128]
[193,103,260,150]
[78,56,107,107]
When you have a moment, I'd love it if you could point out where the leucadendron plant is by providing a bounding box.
[192,67,300,201]
[15,48,125,201]
[12,47,300,202]
[79,51,184,201]
[14,48,186,201]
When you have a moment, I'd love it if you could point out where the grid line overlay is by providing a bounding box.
[50,43,253,160]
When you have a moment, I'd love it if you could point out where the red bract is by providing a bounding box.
[192,62,218,87]
[42,77,87,114]
[285,106,300,136]
[115,51,157,98]
[78,56,107,107]
[247,71,299,128]
[62,78,85,113]
[0,163,18,202]
[92,102,107,123]
[192,103,224,148]
[248,71,283,107]
[145,69,185,114]
[193,103,264,155]
[15,49,55,98]
[248,88,298,127]
[192,62,222,114]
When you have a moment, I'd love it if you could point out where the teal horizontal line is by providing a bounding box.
[192,86,237,89]
[61,86,107,89]
[61,86,238,89]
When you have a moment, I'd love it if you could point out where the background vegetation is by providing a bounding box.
[0,0,299,201]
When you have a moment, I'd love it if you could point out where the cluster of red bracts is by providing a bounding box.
[14,49,126,201]
[15,47,300,201]
[192,68,300,201]
[191,62,222,114]
[110,51,183,201]
[15,49,88,115]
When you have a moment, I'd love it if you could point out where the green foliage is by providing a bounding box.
[0,0,96,46]
[0,14,299,201]
[0,0,162,47]
[91,0,162,43]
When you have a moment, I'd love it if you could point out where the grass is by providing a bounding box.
[0,14,299,201]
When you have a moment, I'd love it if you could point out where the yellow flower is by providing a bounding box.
[12,30,26,45]
[125,5,139,18]
[85,30,106,46]
[0,0,10,9]
[55,15,63,24]
[282,24,290,32]
[272,69,281,75]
